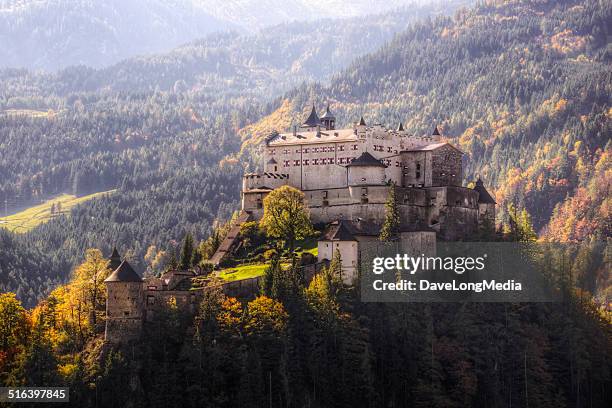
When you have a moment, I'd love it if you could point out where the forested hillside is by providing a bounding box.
[244,0,611,238]
[0,3,467,307]
[1,0,609,308]
[0,0,440,71]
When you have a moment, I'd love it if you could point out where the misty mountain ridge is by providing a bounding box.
[0,0,450,71]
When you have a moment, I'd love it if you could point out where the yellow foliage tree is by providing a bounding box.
[260,185,313,254]
[244,296,288,337]
[217,297,243,338]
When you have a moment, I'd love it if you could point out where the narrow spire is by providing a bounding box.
[302,103,320,127]
[109,246,122,270]
[432,125,441,136]
[359,116,366,126]
[397,122,404,131]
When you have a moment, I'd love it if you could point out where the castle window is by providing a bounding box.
[294,160,300,166]
[313,159,318,165]
[361,187,368,196]
[339,145,345,151]
[283,149,289,154]
[328,158,334,164]
[274,166,278,172]
[403,194,409,204]
[147,296,155,305]
[313,147,319,153]
[295,149,300,153]
[338,158,344,164]
[256,199,262,209]
[323,191,328,199]
[303,148,309,153]
[416,171,421,178]
[303,159,309,166]
[124,311,130,316]
[361,177,366,182]
[283,160,290,167]
[147,286,157,290]
[395,161,400,167]
[416,163,421,171]
[321,158,327,165]
[388,147,392,152]
[352,145,358,150]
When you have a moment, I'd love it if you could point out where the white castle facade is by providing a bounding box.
[240,104,496,282]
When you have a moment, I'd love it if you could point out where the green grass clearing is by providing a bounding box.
[0,190,116,233]
[217,264,270,282]
[217,262,293,282]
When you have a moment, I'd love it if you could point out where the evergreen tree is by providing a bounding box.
[380,182,400,241]
[180,233,194,270]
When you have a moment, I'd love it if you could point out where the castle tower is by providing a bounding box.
[347,152,387,204]
[104,260,144,344]
[320,104,336,130]
[472,178,496,226]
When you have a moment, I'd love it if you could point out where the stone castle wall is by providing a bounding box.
[105,282,144,343]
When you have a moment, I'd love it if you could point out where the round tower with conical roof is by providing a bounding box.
[104,260,144,343]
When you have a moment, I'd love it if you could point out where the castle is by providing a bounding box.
[239,104,496,281]
[104,103,496,344]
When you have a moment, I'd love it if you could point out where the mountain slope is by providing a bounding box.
[0,0,457,71]
[0,0,236,70]
[245,0,611,237]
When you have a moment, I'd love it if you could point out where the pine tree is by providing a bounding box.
[380,182,400,242]
[180,233,194,270]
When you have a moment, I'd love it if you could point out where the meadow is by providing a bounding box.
[0,190,115,233]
